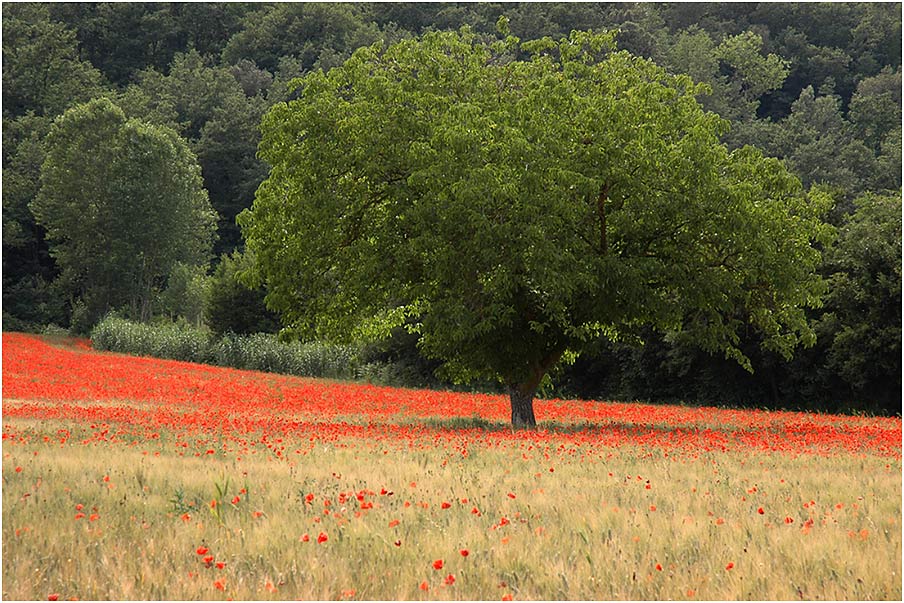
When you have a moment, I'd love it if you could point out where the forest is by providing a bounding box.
[3,2,901,415]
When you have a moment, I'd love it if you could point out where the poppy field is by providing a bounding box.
[2,332,901,600]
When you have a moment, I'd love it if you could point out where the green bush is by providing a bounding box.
[90,316,360,380]
[91,316,212,363]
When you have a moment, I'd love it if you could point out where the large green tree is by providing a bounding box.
[31,98,217,327]
[241,27,831,428]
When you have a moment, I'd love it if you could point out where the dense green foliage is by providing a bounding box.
[204,251,279,336]
[31,98,216,328]
[2,3,900,415]
[816,193,902,409]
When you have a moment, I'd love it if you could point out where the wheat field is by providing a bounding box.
[3,416,900,601]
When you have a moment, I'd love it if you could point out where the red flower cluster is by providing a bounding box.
[1,333,900,461]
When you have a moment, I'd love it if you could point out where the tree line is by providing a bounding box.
[3,3,900,416]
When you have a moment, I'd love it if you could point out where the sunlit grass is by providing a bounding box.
[3,417,900,601]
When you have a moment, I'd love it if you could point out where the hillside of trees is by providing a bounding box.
[3,3,901,415]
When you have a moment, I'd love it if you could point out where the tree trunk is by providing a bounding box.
[506,348,565,429]
[508,384,538,429]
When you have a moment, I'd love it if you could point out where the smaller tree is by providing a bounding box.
[31,98,217,326]
[817,192,902,412]
[160,262,210,327]
[777,86,878,196]
[848,68,902,192]
[849,68,902,152]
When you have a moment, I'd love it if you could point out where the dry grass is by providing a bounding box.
[2,417,900,601]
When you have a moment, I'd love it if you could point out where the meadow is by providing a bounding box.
[2,332,901,600]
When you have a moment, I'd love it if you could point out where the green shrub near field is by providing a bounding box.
[90,316,360,381]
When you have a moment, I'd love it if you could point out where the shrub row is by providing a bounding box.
[90,316,360,380]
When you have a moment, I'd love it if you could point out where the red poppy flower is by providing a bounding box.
[655,564,662,571]
[507,493,516,499]
[757,507,765,515]
[216,561,226,570]
[441,502,451,509]
[213,579,225,591]
[389,519,400,528]
[231,496,240,505]
[317,531,328,544]
[419,581,429,591]
[460,549,469,557]
[432,559,444,570]
[300,533,310,542]
[203,555,214,567]
[501,594,513,601]
[47,594,59,601]
[196,546,209,555]
[444,574,455,585]
[726,562,734,570]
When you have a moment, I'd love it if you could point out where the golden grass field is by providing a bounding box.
[3,416,901,601]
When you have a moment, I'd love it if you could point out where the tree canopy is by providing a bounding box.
[240,27,832,427]
[31,98,216,326]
